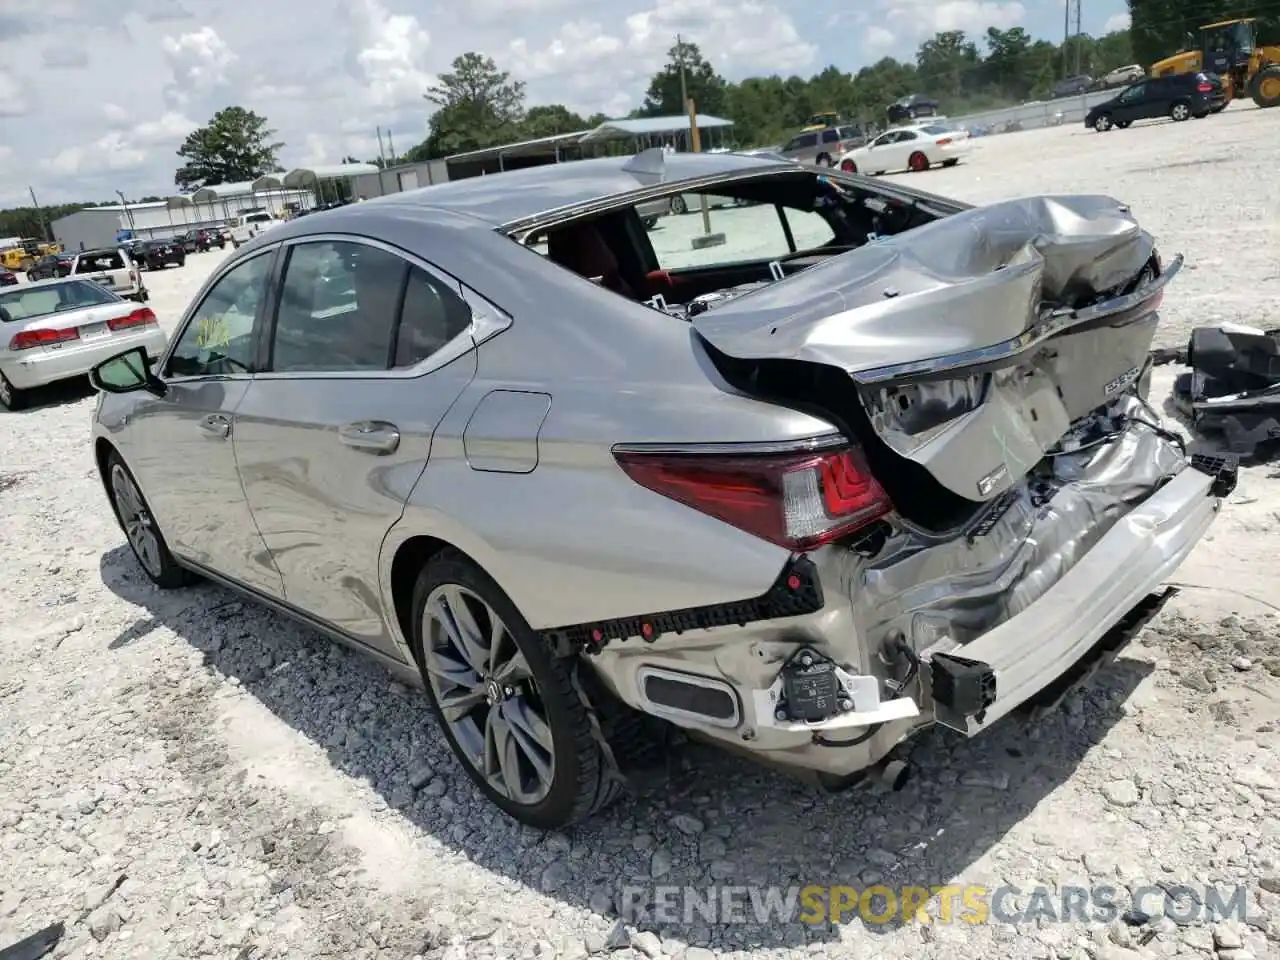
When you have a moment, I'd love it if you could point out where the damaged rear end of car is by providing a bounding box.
[600,195,1235,786]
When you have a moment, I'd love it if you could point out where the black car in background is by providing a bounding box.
[0,270,17,287]
[138,239,186,270]
[1086,72,1226,130]
[25,252,75,280]
[1049,74,1095,98]
[174,228,225,253]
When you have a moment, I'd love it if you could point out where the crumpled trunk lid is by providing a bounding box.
[692,195,1178,503]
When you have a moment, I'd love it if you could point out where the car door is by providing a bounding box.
[886,130,919,170]
[863,131,897,169]
[1113,82,1148,122]
[231,236,477,655]
[124,249,286,597]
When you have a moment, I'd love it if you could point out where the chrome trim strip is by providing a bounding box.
[636,666,742,730]
[612,434,846,456]
[851,254,1183,386]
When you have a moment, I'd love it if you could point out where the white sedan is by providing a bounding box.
[0,277,167,411]
[836,123,973,175]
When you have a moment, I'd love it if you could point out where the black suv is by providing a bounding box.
[139,239,186,270]
[1085,72,1225,131]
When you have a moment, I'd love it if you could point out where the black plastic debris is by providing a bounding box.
[0,921,64,960]
[1163,325,1280,459]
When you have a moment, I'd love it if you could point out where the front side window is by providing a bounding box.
[167,253,273,378]
[1120,83,1147,101]
[270,240,408,372]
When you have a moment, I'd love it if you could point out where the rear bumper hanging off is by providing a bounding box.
[928,456,1232,734]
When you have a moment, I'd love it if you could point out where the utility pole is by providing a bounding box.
[28,186,48,241]
[1062,0,1070,78]
[386,130,397,164]
[1072,0,1083,76]
[676,33,689,149]
[376,126,388,167]
[115,189,137,235]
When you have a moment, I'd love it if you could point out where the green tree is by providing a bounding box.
[423,52,527,156]
[173,107,284,191]
[916,32,981,98]
[641,40,728,116]
[521,104,588,138]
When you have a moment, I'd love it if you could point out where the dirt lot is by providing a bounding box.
[2,103,1280,960]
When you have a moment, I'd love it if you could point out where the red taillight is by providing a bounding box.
[1197,82,1213,92]
[108,307,157,331]
[613,444,893,550]
[10,327,80,351]
[936,137,953,146]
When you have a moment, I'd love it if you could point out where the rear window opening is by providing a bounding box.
[75,252,126,272]
[512,170,953,319]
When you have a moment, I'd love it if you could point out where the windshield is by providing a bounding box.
[0,280,120,321]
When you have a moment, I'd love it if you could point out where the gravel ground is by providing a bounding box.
[3,102,1280,960]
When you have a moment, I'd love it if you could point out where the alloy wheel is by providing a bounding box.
[422,584,555,806]
[1095,115,1113,131]
[1171,103,1190,121]
[110,463,163,577]
[0,374,12,407]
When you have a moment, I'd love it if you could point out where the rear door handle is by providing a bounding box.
[339,420,400,455]
[199,414,230,439]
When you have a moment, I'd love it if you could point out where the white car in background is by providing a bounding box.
[0,277,167,410]
[836,123,972,175]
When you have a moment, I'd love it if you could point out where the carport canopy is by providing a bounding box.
[578,114,734,143]
[190,181,261,203]
[281,163,380,189]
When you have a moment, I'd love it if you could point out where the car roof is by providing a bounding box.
[353,150,793,228]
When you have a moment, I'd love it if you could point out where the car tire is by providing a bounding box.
[814,152,833,167]
[104,450,195,589]
[668,195,687,216]
[941,158,960,167]
[1170,101,1191,121]
[1093,113,1114,131]
[0,371,28,412]
[1115,120,1132,129]
[411,549,624,829]
[907,151,929,172]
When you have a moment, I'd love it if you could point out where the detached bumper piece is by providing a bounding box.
[540,556,825,656]
[1167,325,1280,459]
[929,463,1221,735]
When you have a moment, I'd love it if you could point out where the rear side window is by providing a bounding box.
[75,251,125,272]
[821,129,840,143]
[394,267,472,368]
[271,240,408,372]
[786,133,818,150]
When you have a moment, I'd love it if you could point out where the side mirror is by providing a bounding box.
[90,346,166,397]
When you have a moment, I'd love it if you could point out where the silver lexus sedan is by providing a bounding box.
[88,149,1233,829]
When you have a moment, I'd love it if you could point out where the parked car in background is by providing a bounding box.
[0,270,17,287]
[230,212,282,247]
[1100,64,1146,88]
[837,123,972,174]
[26,252,75,281]
[0,278,166,410]
[886,93,939,124]
[139,239,186,271]
[1050,75,1095,98]
[71,247,148,302]
[174,229,222,253]
[778,124,867,166]
[1086,72,1225,130]
[84,148,1224,830]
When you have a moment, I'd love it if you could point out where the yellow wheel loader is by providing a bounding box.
[1151,18,1280,108]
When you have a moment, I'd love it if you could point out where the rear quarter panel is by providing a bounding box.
[389,267,843,631]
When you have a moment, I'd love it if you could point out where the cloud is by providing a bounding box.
[0,70,27,117]
[42,45,90,69]
[161,25,237,105]
[1104,12,1131,33]
[344,0,437,112]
